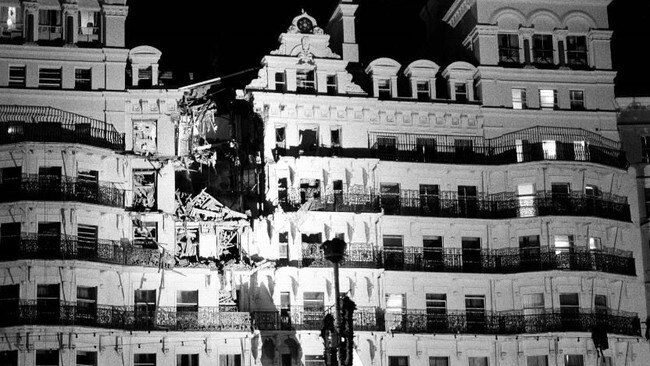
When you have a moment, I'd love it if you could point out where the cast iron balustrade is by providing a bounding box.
[293,244,635,276]
[0,233,174,268]
[0,174,125,208]
[385,309,640,336]
[0,300,251,331]
[369,127,628,169]
[279,193,382,213]
[273,146,373,160]
[252,306,384,331]
[0,105,125,150]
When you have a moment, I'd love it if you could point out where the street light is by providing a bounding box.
[320,238,355,366]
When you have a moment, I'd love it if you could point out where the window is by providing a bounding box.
[219,355,241,366]
[429,357,449,366]
[298,127,318,153]
[0,350,17,366]
[1,166,21,190]
[594,294,608,315]
[132,120,157,155]
[426,294,446,315]
[420,184,439,213]
[512,88,527,109]
[642,136,650,163]
[532,34,554,64]
[539,89,557,109]
[177,290,199,313]
[299,179,321,203]
[304,355,324,366]
[0,6,18,31]
[589,237,602,251]
[569,90,584,110]
[454,83,468,102]
[37,284,59,321]
[386,293,406,314]
[465,295,486,331]
[279,232,289,259]
[303,292,324,312]
[554,235,574,254]
[0,284,19,317]
[134,353,156,366]
[275,72,286,92]
[454,139,473,155]
[78,10,100,41]
[423,235,443,264]
[137,66,152,87]
[389,357,408,366]
[644,187,650,216]
[330,127,341,147]
[564,355,584,366]
[132,169,156,210]
[377,79,391,99]
[296,69,315,93]
[523,293,545,316]
[458,186,478,217]
[383,235,403,250]
[527,356,548,366]
[1,222,21,255]
[133,221,157,247]
[566,36,588,66]
[39,68,62,89]
[280,292,291,312]
[377,135,397,158]
[468,357,489,366]
[560,293,580,327]
[77,224,98,257]
[275,126,286,149]
[278,178,288,206]
[416,81,430,101]
[36,350,59,366]
[8,66,25,87]
[134,290,156,326]
[380,183,401,214]
[517,184,536,217]
[76,351,97,366]
[75,68,91,90]
[498,33,520,63]
[177,354,199,366]
[326,74,337,95]
[76,286,97,322]
[38,9,62,40]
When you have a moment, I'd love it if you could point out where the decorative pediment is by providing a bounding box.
[286,10,324,35]
[270,11,340,59]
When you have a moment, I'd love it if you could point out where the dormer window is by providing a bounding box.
[378,79,391,99]
[326,75,337,95]
[455,83,468,102]
[78,10,100,43]
[38,9,62,41]
[532,35,554,64]
[296,69,315,93]
[566,36,588,66]
[275,72,286,92]
[498,34,520,63]
[138,66,152,87]
[416,81,430,101]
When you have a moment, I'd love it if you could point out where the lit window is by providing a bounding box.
[303,292,324,312]
[585,185,600,197]
[75,68,92,90]
[377,79,391,99]
[416,81,430,101]
[589,237,602,251]
[0,6,17,31]
[532,34,554,64]
[512,88,527,109]
[554,235,574,254]
[569,90,584,110]
[454,83,468,102]
[498,33,520,63]
[274,72,286,92]
[539,89,557,109]
[642,136,650,163]
[385,294,405,314]
[566,36,588,66]
[326,74,337,95]
[542,140,556,159]
[8,66,25,87]
[78,10,100,43]
[296,69,315,93]
[39,68,62,89]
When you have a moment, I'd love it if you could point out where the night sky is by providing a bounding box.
[125,0,650,96]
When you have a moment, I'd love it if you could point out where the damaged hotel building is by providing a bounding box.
[0,0,648,366]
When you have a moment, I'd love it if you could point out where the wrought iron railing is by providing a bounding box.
[0,300,251,332]
[0,174,125,207]
[252,306,384,331]
[279,193,381,213]
[293,244,636,276]
[0,233,174,268]
[0,105,125,150]
[380,190,630,222]
[385,309,641,336]
[368,127,627,169]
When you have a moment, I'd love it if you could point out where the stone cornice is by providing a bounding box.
[588,29,613,41]
[463,24,498,48]
[443,0,476,28]
[477,65,616,84]
[102,4,128,16]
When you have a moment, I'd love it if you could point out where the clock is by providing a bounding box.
[297,17,313,34]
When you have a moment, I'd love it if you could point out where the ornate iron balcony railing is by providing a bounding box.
[293,244,636,276]
[0,174,125,207]
[279,193,381,213]
[0,233,173,268]
[385,309,640,336]
[0,300,251,332]
[0,105,125,150]
[252,306,384,331]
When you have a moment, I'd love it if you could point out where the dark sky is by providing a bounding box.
[125,0,649,96]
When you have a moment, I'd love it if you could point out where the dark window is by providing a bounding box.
[644,187,650,216]
[498,33,520,63]
[275,127,286,149]
[278,178,288,206]
[137,66,152,87]
[560,293,580,328]
[298,128,318,153]
[389,356,409,366]
[36,350,59,366]
[1,222,21,257]
[380,183,400,215]
[469,357,489,366]
[569,90,584,110]
[455,83,468,102]
[177,354,199,366]
[1,166,22,191]
[458,185,477,217]
[75,68,91,90]
[275,72,286,92]
[642,136,650,163]
[532,34,554,64]
[527,356,548,366]
[134,289,156,326]
[377,135,397,159]
[77,351,97,366]
[37,284,59,323]
[594,294,608,315]
[564,355,584,366]
[38,222,61,255]
[461,237,481,271]
[326,75,337,95]
[429,357,449,366]
[330,128,341,147]
[39,68,62,89]
[76,286,97,323]
[177,290,199,313]
[133,221,157,248]
[419,184,439,213]
[423,235,442,264]
[134,353,156,366]
[0,351,17,366]
[279,232,289,259]
[296,70,315,93]
[299,179,320,203]
[77,224,98,258]
[383,235,403,249]
[377,79,391,99]
[0,284,19,320]
[416,81,430,101]
[8,66,26,87]
[303,292,324,312]
[465,295,486,331]
[566,36,588,66]
[426,294,446,315]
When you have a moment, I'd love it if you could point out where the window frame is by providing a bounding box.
[74,68,92,90]
[569,90,585,110]
[8,65,26,87]
[38,67,62,89]
[566,35,588,66]
[539,89,558,110]
[532,34,554,64]
[512,88,527,109]
[498,33,520,63]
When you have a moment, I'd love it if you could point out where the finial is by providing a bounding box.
[301,8,305,14]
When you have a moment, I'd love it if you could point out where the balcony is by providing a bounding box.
[386,309,640,336]
[380,190,630,222]
[0,300,251,332]
[252,306,384,331]
[279,193,381,213]
[0,105,125,151]
[273,145,373,160]
[0,23,23,44]
[369,127,628,169]
[294,244,636,276]
[0,233,173,268]
[0,174,125,207]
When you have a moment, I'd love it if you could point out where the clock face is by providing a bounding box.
[297,17,313,33]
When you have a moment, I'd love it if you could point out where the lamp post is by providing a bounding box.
[321,238,347,366]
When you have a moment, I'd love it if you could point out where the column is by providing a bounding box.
[554,29,568,68]
[62,3,79,45]
[101,4,128,47]
[22,1,39,43]
[520,27,534,67]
